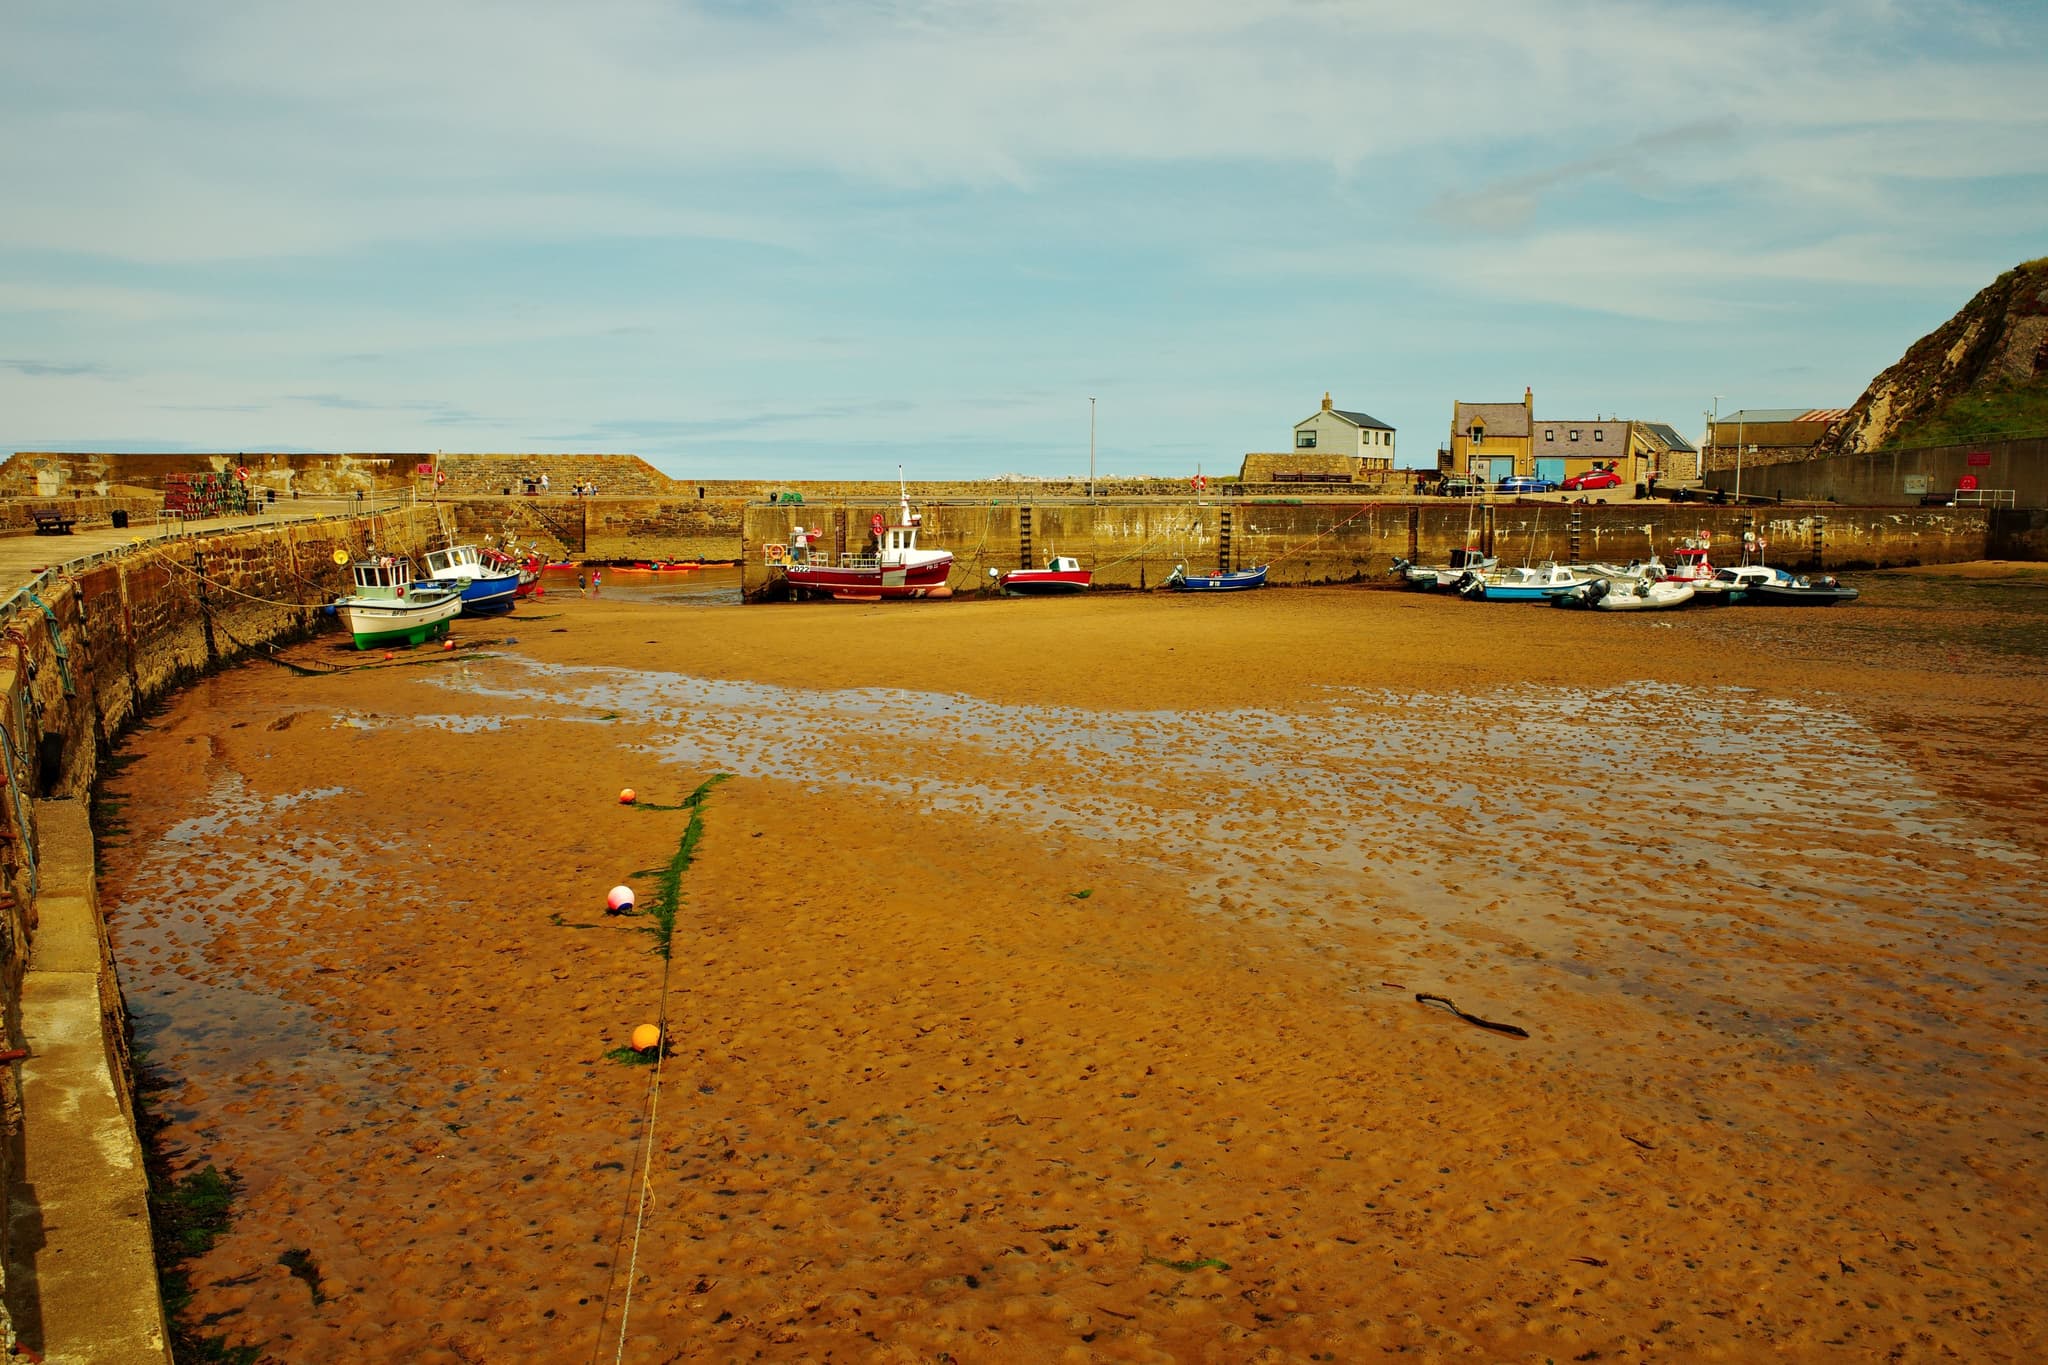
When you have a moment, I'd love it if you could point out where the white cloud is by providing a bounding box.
[4,0,2040,263]
[2,1,2044,470]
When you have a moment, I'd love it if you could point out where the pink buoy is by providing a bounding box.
[606,885,635,913]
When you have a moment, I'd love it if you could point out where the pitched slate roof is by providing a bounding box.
[1531,420,1630,454]
[1453,401,1531,437]
[1638,421,1697,453]
[1298,407,1395,431]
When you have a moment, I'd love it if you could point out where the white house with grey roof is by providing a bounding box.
[1293,393,1396,470]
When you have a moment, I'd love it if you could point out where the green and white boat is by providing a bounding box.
[334,556,464,649]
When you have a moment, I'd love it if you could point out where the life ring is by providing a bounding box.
[435,469,447,486]
[870,512,886,537]
[1190,474,1207,492]
[234,465,250,482]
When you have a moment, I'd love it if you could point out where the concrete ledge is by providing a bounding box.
[4,800,171,1364]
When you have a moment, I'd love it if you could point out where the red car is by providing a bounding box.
[1561,468,1623,491]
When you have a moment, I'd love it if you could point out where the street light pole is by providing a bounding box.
[1710,395,1721,484]
[1088,397,1096,498]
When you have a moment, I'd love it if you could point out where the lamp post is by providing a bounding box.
[1710,395,1721,485]
[1089,397,1096,498]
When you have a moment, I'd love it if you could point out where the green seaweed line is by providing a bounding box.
[634,773,730,959]
[1144,1254,1231,1273]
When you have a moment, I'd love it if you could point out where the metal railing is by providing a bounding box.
[1953,488,2016,508]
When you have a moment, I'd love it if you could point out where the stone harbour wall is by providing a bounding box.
[739,499,2003,599]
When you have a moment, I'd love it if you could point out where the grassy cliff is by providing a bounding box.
[1820,257,2048,454]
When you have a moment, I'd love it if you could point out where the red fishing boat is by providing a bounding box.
[780,472,953,601]
[997,555,1092,595]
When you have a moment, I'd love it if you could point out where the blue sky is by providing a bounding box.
[3,0,2044,479]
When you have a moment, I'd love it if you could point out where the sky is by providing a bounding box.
[3,0,2045,480]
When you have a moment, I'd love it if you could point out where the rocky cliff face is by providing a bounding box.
[1817,259,2048,455]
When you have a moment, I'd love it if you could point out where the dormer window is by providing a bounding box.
[1469,426,1485,446]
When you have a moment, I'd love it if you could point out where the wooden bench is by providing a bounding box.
[30,509,78,535]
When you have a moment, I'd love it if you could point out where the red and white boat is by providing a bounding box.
[997,555,1092,595]
[781,474,954,601]
[1662,536,1718,588]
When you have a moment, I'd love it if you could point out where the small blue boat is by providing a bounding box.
[1166,563,1269,591]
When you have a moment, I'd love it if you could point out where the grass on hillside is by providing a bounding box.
[1889,379,2048,449]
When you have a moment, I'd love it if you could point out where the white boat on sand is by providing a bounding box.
[334,557,464,648]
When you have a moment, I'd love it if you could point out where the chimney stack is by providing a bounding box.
[1322,392,1332,411]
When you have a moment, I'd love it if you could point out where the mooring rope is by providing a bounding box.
[1257,499,1379,566]
[139,544,330,611]
[607,953,674,1364]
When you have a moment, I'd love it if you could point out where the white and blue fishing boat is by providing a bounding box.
[1459,562,1593,602]
[1165,563,1269,591]
[334,557,464,649]
[1389,547,1497,591]
[416,544,521,614]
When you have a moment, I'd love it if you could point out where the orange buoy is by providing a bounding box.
[619,788,636,805]
[631,1023,661,1052]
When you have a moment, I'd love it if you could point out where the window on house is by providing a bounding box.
[1470,426,1485,446]
[1544,428,1554,441]
[1296,430,1316,448]
[1594,429,1604,442]
[1569,429,1580,441]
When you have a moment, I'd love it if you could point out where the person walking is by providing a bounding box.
[591,569,602,597]
[577,570,587,595]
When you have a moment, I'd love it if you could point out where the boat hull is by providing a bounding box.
[1001,570,1092,595]
[420,573,521,614]
[785,555,955,601]
[1595,582,1696,611]
[1745,583,1859,606]
[336,593,463,649]
[1169,565,1268,591]
[1476,582,1582,601]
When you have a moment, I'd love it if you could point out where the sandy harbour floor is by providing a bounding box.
[97,562,2047,1362]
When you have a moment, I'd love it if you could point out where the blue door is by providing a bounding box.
[1535,458,1566,484]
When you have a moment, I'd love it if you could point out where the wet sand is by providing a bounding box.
[99,563,2048,1361]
